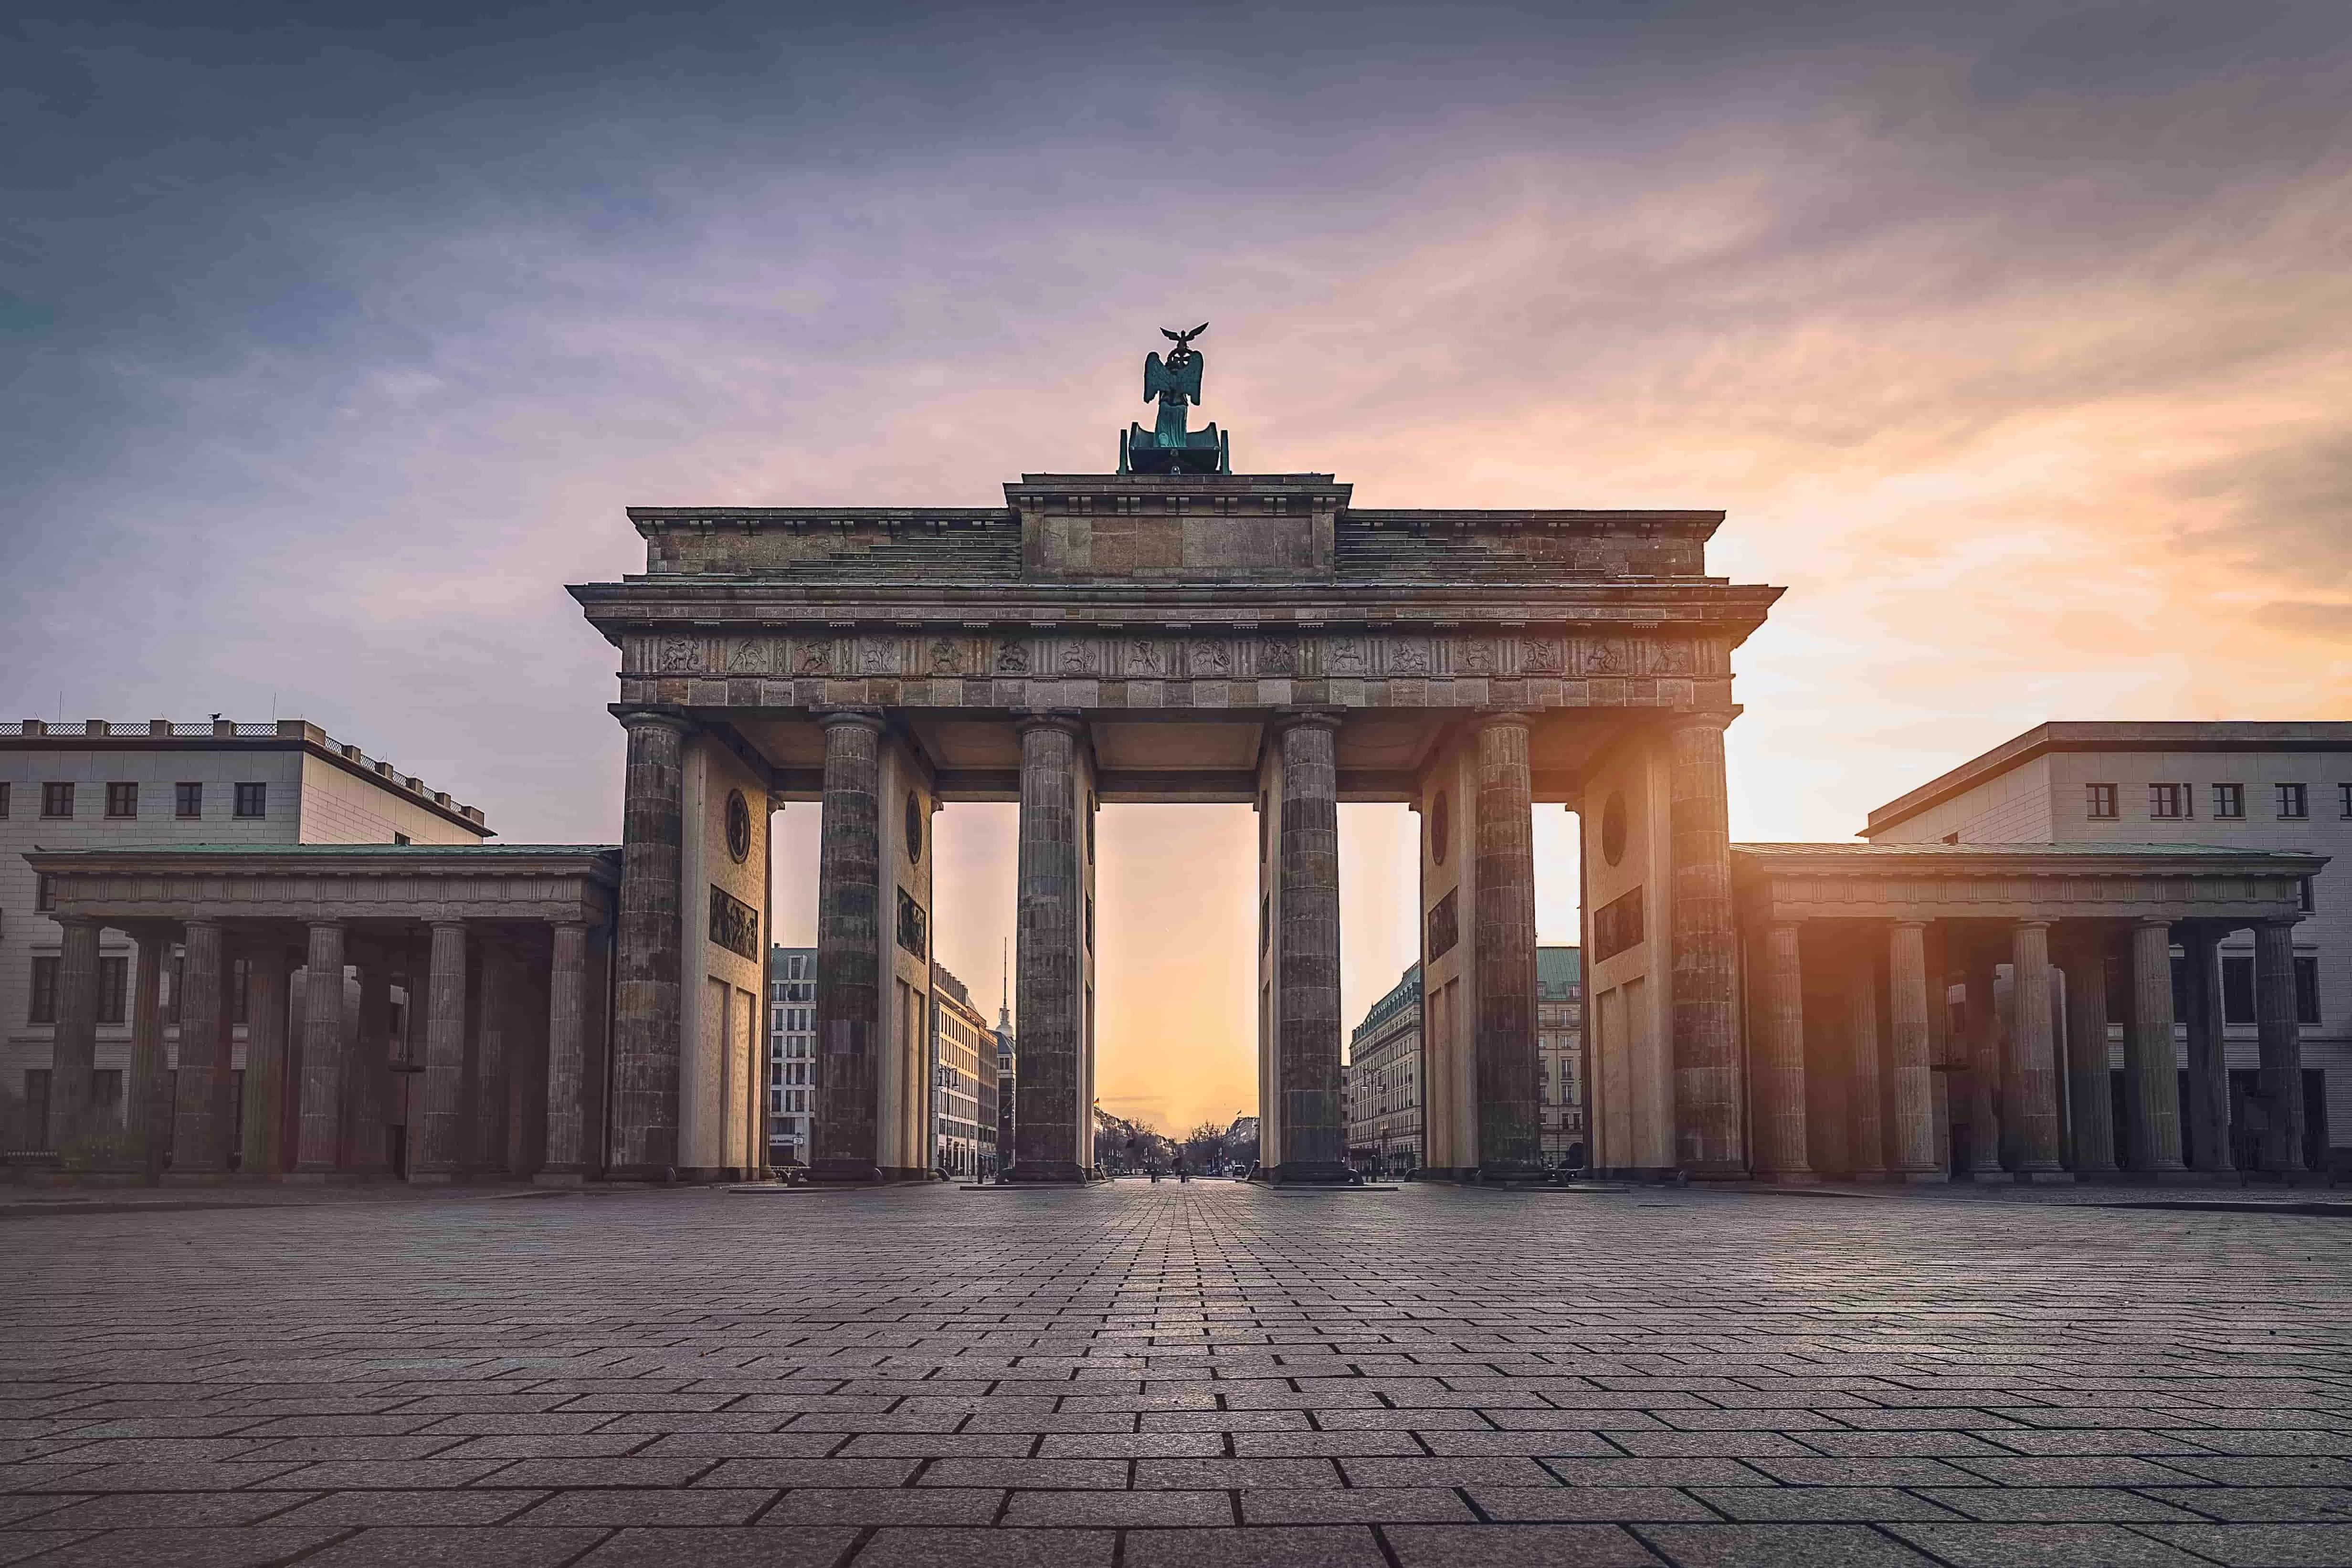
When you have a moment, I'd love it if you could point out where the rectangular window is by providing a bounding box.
[91,1069,123,1125]
[41,781,74,819]
[2222,956,2256,1025]
[2295,957,2320,1026]
[2300,878,2317,914]
[97,956,127,1025]
[0,781,10,817]
[233,782,267,819]
[29,957,60,1024]
[175,781,202,819]
[2086,783,2118,820]
[231,958,250,1025]
[35,873,55,912]
[2340,781,2352,819]
[2149,782,2191,820]
[2277,782,2308,820]
[392,832,411,846]
[2212,782,2244,819]
[104,781,137,819]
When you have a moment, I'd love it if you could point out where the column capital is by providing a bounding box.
[303,917,348,932]
[1889,918,1929,931]
[814,705,887,733]
[2255,914,2304,932]
[610,702,694,736]
[53,913,102,934]
[1468,708,1534,733]
[427,917,470,934]
[1269,707,1343,735]
[2012,918,2053,932]
[1011,708,1084,737]
[1665,706,1739,735]
[548,916,589,932]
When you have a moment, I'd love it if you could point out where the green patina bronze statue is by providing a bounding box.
[1119,323,1231,474]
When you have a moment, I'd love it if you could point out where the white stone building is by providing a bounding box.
[1344,962,1423,1176]
[1862,722,2348,1169]
[930,962,993,1179]
[766,945,816,1167]
[1,718,487,1152]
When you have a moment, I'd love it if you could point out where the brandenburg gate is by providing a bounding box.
[570,327,1782,1183]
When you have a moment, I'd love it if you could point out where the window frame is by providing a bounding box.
[29,956,60,1024]
[105,781,138,820]
[35,873,56,913]
[2212,782,2245,820]
[40,781,74,819]
[2086,782,2119,820]
[0,781,10,818]
[2294,956,2320,1027]
[175,781,203,819]
[232,781,267,819]
[2149,782,2190,821]
[2277,782,2309,820]
[97,956,128,1026]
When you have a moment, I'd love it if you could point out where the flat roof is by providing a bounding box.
[1863,721,2352,839]
[0,718,493,836]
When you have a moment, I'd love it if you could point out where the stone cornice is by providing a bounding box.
[25,845,621,928]
[1730,842,2326,926]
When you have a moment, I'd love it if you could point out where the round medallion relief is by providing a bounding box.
[1601,791,1628,867]
[906,789,924,863]
[725,789,752,863]
[1430,789,1450,864]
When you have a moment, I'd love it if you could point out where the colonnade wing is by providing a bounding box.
[1726,843,2329,1185]
[23,846,621,1184]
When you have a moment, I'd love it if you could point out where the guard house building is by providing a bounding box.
[2,718,490,1156]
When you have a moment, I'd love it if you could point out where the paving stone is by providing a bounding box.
[1118,1525,1387,1568]
[295,1526,611,1567]
[850,1527,1116,1568]
[2132,1522,2352,1566]
[1385,1523,1663,1568]
[3,1526,348,1568]
[1884,1522,2219,1567]
[571,1526,857,1567]
[6,1181,2351,1568]
[1635,1522,1942,1566]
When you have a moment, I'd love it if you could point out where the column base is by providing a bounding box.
[1847,1169,1892,1183]
[2014,1168,2076,1185]
[2246,1168,2331,1187]
[1003,1160,1088,1184]
[1753,1169,1819,1186]
[805,1159,885,1184]
[1894,1168,1949,1184]
[2116,1168,2216,1186]
[160,1170,235,1186]
[406,1170,462,1185]
[534,1168,590,1187]
[1263,1161,1358,1185]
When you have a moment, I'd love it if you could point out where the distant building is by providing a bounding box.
[767,946,816,1167]
[1861,721,2349,1169]
[1344,962,1423,1176]
[1,717,489,1153]
[994,996,1015,1175]
[1341,947,1582,1176]
[931,962,993,1179]
[1538,947,1585,1166]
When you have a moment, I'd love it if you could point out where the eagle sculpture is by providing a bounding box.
[1121,323,1229,474]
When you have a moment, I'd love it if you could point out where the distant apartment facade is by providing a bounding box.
[1343,947,1584,1176]
[1862,722,2349,1168]
[931,962,995,1179]
[767,946,816,1167]
[1345,962,1423,1175]
[1537,947,1585,1165]
[2,718,489,1152]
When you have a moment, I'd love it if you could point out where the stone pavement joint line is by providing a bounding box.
[6,1182,2352,1568]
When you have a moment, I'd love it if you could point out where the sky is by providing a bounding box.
[5,1,2349,1133]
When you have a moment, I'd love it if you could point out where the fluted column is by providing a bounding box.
[809,709,886,1181]
[2007,921,2067,1180]
[542,920,592,1179]
[610,706,691,1177]
[1885,921,1941,1180]
[2178,923,2234,1174]
[2254,918,2306,1174]
[1958,939,2005,1179]
[1011,713,1086,1182]
[2123,918,2186,1172]
[1275,712,1348,1181]
[411,920,471,1181]
[49,916,102,1163]
[1845,938,1887,1180]
[127,929,171,1181]
[1751,921,1813,1181]
[239,946,295,1176]
[292,922,347,1174]
[471,942,516,1174]
[169,919,235,1177]
[1667,712,1740,1174]
[347,958,392,1174]
[2057,928,2119,1175]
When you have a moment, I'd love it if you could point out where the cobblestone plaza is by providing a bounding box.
[6,1182,2349,1568]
